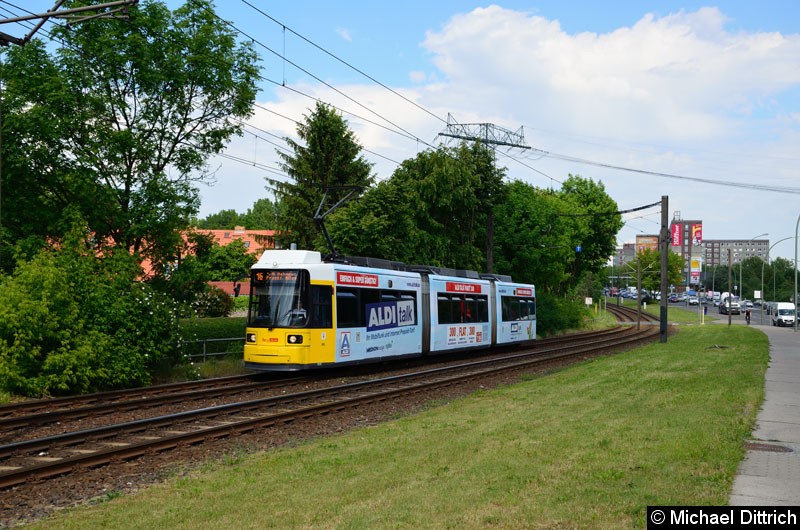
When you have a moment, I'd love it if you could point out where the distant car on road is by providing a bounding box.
[719,300,741,315]
[688,296,699,305]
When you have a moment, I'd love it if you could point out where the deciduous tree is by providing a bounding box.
[1,0,260,273]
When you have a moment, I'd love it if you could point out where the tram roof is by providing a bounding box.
[254,249,515,283]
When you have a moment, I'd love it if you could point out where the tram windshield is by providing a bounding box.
[248,269,309,328]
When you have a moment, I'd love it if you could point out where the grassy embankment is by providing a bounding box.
[34,323,767,529]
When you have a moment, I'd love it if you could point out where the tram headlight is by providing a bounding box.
[246,333,257,343]
[287,334,304,344]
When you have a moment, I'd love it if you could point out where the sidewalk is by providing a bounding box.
[730,324,800,505]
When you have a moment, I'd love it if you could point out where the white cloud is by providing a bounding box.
[336,27,352,42]
[409,70,427,83]
[420,6,800,144]
[204,6,800,260]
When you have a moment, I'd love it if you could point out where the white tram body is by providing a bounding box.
[244,250,535,371]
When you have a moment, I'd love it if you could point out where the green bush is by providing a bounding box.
[0,233,185,397]
[193,284,234,317]
[535,292,588,336]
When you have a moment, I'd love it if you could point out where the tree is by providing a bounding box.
[463,142,507,272]
[0,217,184,397]
[206,239,257,281]
[196,209,245,229]
[241,197,283,230]
[493,181,580,291]
[326,144,493,271]
[272,102,374,251]
[325,178,420,262]
[558,175,624,278]
[628,248,683,293]
[1,0,260,273]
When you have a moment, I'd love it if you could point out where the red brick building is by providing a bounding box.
[140,227,277,286]
[200,226,276,256]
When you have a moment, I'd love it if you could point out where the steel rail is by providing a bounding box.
[0,326,632,430]
[0,318,658,490]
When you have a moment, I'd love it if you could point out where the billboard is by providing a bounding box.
[671,224,682,247]
[691,223,703,246]
[636,235,659,253]
[690,257,702,284]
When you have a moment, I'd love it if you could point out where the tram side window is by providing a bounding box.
[311,285,333,328]
[462,297,476,322]
[249,285,271,326]
[438,295,454,324]
[476,297,489,322]
[336,289,360,328]
[526,299,537,319]
[501,296,536,321]
[438,294,488,324]
[337,287,418,328]
[464,296,489,323]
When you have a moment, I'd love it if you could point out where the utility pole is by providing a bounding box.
[728,249,733,327]
[660,195,669,342]
[438,113,530,273]
[0,1,137,269]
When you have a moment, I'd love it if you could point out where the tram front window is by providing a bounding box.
[249,270,309,328]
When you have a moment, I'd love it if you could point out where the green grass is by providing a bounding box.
[194,357,247,379]
[178,317,248,378]
[33,325,767,529]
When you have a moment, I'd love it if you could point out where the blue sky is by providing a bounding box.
[6,1,800,262]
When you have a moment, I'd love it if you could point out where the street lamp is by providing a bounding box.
[740,233,768,306]
[795,214,799,333]
[760,236,792,325]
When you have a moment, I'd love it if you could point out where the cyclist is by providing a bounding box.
[745,307,751,325]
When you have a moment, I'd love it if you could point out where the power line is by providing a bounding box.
[532,147,800,195]
[556,200,661,217]
[187,0,429,151]
[238,0,445,126]
[220,3,800,196]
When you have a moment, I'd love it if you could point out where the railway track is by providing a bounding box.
[0,321,631,432]
[0,305,660,491]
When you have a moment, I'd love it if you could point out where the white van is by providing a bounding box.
[772,302,796,327]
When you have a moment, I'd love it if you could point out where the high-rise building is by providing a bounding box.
[703,239,769,266]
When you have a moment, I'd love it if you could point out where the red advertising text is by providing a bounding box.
[445,281,482,294]
[337,272,379,287]
[671,224,682,247]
